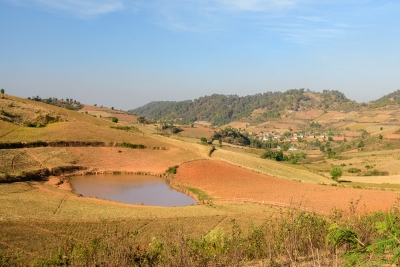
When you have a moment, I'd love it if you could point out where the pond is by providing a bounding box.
[70,174,196,207]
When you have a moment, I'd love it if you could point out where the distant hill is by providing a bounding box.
[129,89,357,126]
[370,90,400,108]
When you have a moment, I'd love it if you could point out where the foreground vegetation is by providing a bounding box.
[2,200,400,266]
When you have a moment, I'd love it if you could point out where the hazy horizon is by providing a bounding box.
[1,0,399,110]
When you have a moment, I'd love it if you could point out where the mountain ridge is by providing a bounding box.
[129,89,360,126]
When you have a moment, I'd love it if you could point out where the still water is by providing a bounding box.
[70,174,196,207]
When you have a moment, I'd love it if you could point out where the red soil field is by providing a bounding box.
[175,160,399,214]
[67,147,202,174]
[386,134,400,140]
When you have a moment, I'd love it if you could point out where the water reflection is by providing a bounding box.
[70,174,196,207]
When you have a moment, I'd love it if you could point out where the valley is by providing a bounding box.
[1,90,400,266]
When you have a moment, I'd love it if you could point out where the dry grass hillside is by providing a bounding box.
[0,95,209,179]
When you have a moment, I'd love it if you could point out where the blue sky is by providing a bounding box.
[1,0,399,110]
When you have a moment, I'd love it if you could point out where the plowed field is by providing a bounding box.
[174,160,399,214]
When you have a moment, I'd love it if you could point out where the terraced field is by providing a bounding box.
[174,159,399,214]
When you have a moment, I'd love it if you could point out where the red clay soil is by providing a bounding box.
[386,134,400,140]
[174,160,399,214]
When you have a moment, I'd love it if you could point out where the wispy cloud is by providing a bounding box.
[3,0,124,17]
[299,16,325,22]
[2,0,357,45]
[141,0,302,33]
[219,0,297,11]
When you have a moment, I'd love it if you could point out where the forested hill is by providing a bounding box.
[129,89,356,126]
[370,90,400,108]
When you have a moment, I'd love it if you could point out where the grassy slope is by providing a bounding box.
[0,95,265,264]
[0,95,212,177]
[0,180,277,264]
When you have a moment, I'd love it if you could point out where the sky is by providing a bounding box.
[1,0,400,110]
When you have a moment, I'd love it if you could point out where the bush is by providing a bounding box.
[364,169,389,176]
[120,142,145,149]
[166,166,178,174]
[357,140,364,148]
[330,167,342,180]
[111,117,118,123]
[347,168,361,173]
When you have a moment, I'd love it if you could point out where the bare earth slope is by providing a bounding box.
[174,159,399,213]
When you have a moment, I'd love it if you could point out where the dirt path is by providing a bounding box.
[174,159,400,214]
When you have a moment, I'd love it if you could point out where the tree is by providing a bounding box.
[111,107,114,110]
[200,137,207,144]
[380,127,383,131]
[0,88,4,94]
[137,116,146,124]
[379,134,383,140]
[315,138,320,146]
[330,167,342,180]
[218,138,222,147]
[320,144,325,152]
[111,117,118,123]
[358,140,365,148]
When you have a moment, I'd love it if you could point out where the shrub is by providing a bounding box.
[166,166,178,174]
[120,142,145,149]
[357,140,364,148]
[364,169,389,176]
[327,212,400,266]
[347,168,361,173]
[111,117,118,123]
[330,167,342,180]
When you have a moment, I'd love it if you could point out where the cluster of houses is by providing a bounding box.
[247,131,328,143]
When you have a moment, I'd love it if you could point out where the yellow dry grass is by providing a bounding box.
[366,125,397,133]
[336,149,400,176]
[0,179,279,264]
[211,148,333,184]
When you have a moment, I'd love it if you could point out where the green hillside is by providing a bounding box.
[130,89,357,126]
[370,89,400,108]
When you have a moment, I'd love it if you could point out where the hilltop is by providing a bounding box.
[370,89,400,108]
[130,89,357,126]
[131,88,400,126]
